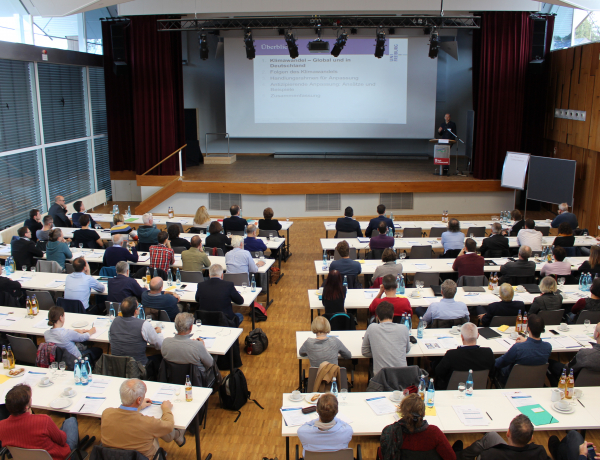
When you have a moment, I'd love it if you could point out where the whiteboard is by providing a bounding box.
[501,152,530,190]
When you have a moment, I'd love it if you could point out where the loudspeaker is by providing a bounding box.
[465,110,475,169]
[110,23,128,64]
[530,19,547,62]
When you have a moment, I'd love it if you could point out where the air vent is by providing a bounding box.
[380,193,414,210]
[306,194,341,212]
[209,193,241,211]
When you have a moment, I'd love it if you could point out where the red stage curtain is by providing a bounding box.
[102,16,185,175]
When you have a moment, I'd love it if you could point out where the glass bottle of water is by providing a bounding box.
[251,274,256,292]
[579,273,585,291]
[74,360,82,385]
[126,206,131,218]
[167,270,173,286]
[80,359,89,385]
[138,305,145,320]
[5,257,12,276]
[404,313,411,332]
[398,275,405,295]
[466,369,474,397]
[153,267,158,278]
[586,273,593,291]
[417,317,425,339]
[426,378,435,408]
[343,275,348,290]
[396,275,401,295]
[176,268,181,287]
[331,377,338,398]
[323,251,328,271]
[390,212,394,222]
[84,357,92,383]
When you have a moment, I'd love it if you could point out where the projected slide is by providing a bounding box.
[252,38,408,124]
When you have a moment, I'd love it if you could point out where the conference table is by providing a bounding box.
[0,365,211,460]
[281,386,600,460]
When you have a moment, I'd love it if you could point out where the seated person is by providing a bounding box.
[499,245,536,285]
[49,195,71,228]
[64,257,105,312]
[571,278,600,320]
[0,384,80,458]
[517,219,543,252]
[141,277,181,321]
[195,264,244,327]
[509,209,525,236]
[149,231,174,272]
[24,209,42,243]
[454,414,550,460]
[46,228,72,270]
[205,221,231,254]
[225,235,265,283]
[368,274,412,321]
[362,302,411,375]
[137,213,161,247]
[528,276,563,315]
[329,240,362,279]
[72,214,103,249]
[192,205,212,230]
[365,204,393,238]
[441,218,464,255]
[44,306,103,364]
[107,261,147,303]
[494,314,551,383]
[11,226,43,270]
[540,246,572,277]
[551,202,578,230]
[553,222,575,248]
[161,313,214,378]
[167,224,190,250]
[101,379,185,459]
[334,206,363,238]
[244,224,267,253]
[479,222,509,257]
[258,207,282,235]
[370,221,394,250]
[103,234,139,266]
[181,235,211,271]
[372,248,403,282]
[433,322,495,390]
[71,201,97,228]
[109,296,163,367]
[299,316,351,367]
[223,204,247,233]
[579,245,600,278]
[321,270,346,315]
[422,280,469,326]
[380,393,455,460]
[452,238,485,278]
[36,215,53,242]
[548,432,597,460]
[110,213,134,235]
[297,393,353,456]
[0,264,23,301]
[478,283,526,327]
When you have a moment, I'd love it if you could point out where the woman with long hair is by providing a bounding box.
[553,222,575,248]
[322,269,346,315]
[193,206,212,229]
[579,245,600,277]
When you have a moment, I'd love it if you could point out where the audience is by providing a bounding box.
[329,240,362,279]
[441,218,464,256]
[64,257,105,312]
[181,235,211,271]
[433,322,494,390]
[540,246,572,277]
[452,238,485,278]
[517,219,543,252]
[370,221,394,250]
[109,296,163,367]
[192,205,212,230]
[36,215,54,242]
[45,306,103,364]
[423,280,469,326]
[103,234,139,266]
[107,261,147,302]
[528,276,563,315]
[0,263,23,301]
[244,224,268,253]
[372,248,403,282]
[223,205,247,233]
[72,201,96,228]
[101,379,185,459]
[72,214,103,249]
[258,207,282,235]
[167,224,190,250]
[48,195,71,228]
[24,209,42,243]
[334,206,363,238]
[380,393,455,460]
[11,226,43,270]
[570,278,600,320]
[0,384,80,458]
[110,213,134,235]
[509,209,525,237]
[141,277,181,321]
[297,393,352,456]
[205,221,231,254]
[479,222,509,257]
[321,270,346,315]
[478,283,526,327]
[365,204,393,238]
[551,202,578,230]
[225,235,265,283]
[362,302,411,375]
[494,314,551,384]
[578,246,600,277]
[137,213,160,248]
[46,229,72,270]
[553,222,575,248]
[499,245,536,285]
[299,316,351,367]
[368,274,412,321]
[195,264,244,327]
[149,231,174,273]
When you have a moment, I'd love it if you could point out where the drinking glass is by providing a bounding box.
[79,243,83,250]
[50,362,58,379]
[196,319,202,330]
[175,387,182,403]
[584,231,589,237]
[458,382,466,399]
[400,252,407,260]
[584,319,591,333]
[59,361,66,377]
[109,308,115,322]
[469,233,474,239]
[227,232,232,238]
[558,277,565,287]
[30,267,35,274]
[339,388,348,405]
[242,282,248,291]
[22,265,27,273]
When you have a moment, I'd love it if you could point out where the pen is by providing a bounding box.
[486,412,493,420]
[78,404,85,412]
[578,399,585,408]
[151,400,162,405]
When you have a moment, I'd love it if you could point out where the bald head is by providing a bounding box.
[120,379,146,406]
[190,235,201,248]
[149,277,163,292]
[55,195,65,205]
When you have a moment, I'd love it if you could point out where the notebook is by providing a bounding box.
[522,284,541,294]
[463,286,486,293]
[478,327,502,340]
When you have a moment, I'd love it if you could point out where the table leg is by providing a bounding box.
[284,228,292,261]
[251,298,256,331]
[317,275,320,289]
[298,359,302,391]
[229,346,235,371]
[266,269,273,307]
[311,309,313,322]
[276,244,285,284]
[286,437,290,460]
[194,414,201,460]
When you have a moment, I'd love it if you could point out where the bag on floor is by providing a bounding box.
[251,301,268,322]
[219,368,263,422]
[244,328,269,355]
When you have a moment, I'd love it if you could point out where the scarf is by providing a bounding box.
[314,419,336,431]
[380,418,429,460]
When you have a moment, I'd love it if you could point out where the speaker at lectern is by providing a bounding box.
[429,139,456,176]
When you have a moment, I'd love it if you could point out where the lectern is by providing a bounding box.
[429,139,456,176]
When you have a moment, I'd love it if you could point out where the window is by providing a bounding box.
[33,15,80,51]
[209,194,242,211]
[88,67,107,135]
[94,137,112,199]
[380,193,414,210]
[45,140,93,204]
[306,194,341,212]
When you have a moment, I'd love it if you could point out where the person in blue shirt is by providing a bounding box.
[440,218,464,256]
[225,236,266,283]
[64,257,105,311]
[71,201,97,228]
[141,277,181,321]
[103,234,139,267]
[46,229,72,270]
[422,279,469,325]
[329,240,362,288]
[365,204,394,238]
[243,224,267,253]
[107,261,147,303]
[494,314,552,384]
[297,393,353,456]
[551,203,578,230]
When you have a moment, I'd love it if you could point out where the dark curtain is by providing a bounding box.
[102,17,185,175]
[472,12,533,179]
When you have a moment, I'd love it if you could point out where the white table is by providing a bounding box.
[0,365,211,460]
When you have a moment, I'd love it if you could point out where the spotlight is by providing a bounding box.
[374,29,386,58]
[331,32,348,57]
[428,29,439,59]
[199,33,209,60]
[244,29,255,60]
[285,31,299,59]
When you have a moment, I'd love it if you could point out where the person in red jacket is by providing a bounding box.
[0,384,80,458]
[368,274,412,321]
[452,238,485,278]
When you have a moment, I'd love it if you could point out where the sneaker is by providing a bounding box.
[174,429,186,448]
[452,440,464,453]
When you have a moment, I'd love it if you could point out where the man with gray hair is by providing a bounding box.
[225,235,265,282]
[101,379,185,458]
[422,279,469,326]
[479,222,510,258]
[142,277,181,321]
[499,245,536,285]
[162,313,213,377]
[432,322,495,390]
[552,202,578,230]
[137,213,160,250]
[243,224,267,253]
[107,260,147,303]
[478,283,526,327]
[195,264,245,326]
[103,233,139,267]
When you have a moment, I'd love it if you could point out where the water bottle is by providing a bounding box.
[581,273,588,292]
[5,257,12,276]
[587,273,593,291]
[390,212,394,222]
[417,317,425,339]
[126,206,131,218]
[138,305,146,320]
[400,313,406,326]
[80,359,89,385]
[153,267,158,278]
[84,356,92,383]
[466,369,474,397]
[322,251,328,271]
[404,314,411,332]
[331,377,338,398]
[167,270,173,286]
[244,227,247,239]
[1,345,7,369]
[74,360,82,385]
[418,374,426,400]
[426,378,435,408]
[398,275,405,295]
[343,275,348,290]
[396,275,401,295]
[251,274,256,292]
[176,268,181,287]
[579,273,585,291]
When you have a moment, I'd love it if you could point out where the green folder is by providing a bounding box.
[125,218,137,223]
[517,404,559,426]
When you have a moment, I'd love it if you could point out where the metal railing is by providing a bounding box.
[141,144,187,178]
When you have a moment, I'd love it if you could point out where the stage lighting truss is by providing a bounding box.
[198,33,209,60]
[428,28,439,59]
[285,30,299,58]
[244,29,256,59]
[331,30,348,57]
[374,29,386,58]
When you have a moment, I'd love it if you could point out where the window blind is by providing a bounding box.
[94,137,111,199]
[380,193,414,210]
[88,67,107,135]
[306,194,341,212]
[45,140,92,204]
[209,194,242,211]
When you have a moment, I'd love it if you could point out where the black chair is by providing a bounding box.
[366,249,385,260]
[158,310,171,322]
[431,316,468,329]
[258,229,278,238]
[576,310,600,324]
[457,275,488,287]
[65,263,75,274]
[440,249,461,259]
[489,316,518,327]
[7,335,37,365]
[194,310,241,370]
[333,248,357,260]
[414,272,441,288]
[296,446,361,460]
[137,242,152,251]
[323,313,355,331]
[188,227,207,234]
[484,249,511,258]
[409,245,433,259]
[167,222,184,233]
[337,231,357,239]
[228,230,245,236]
[466,227,486,238]
[180,271,204,283]
[500,363,549,389]
[26,290,55,310]
[563,247,580,257]
[402,228,423,238]
[223,272,250,286]
[428,227,445,238]
[57,297,85,314]
[90,445,167,460]
[535,226,550,236]
[305,367,349,393]
[504,274,536,285]
[537,309,565,326]
[204,247,225,257]
[447,369,490,390]
[250,251,264,258]
[133,266,168,281]
[575,368,600,387]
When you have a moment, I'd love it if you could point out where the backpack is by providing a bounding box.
[251,301,268,322]
[35,342,58,368]
[219,368,263,422]
[244,328,269,355]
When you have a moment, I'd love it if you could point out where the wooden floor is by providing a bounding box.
[38,206,599,460]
